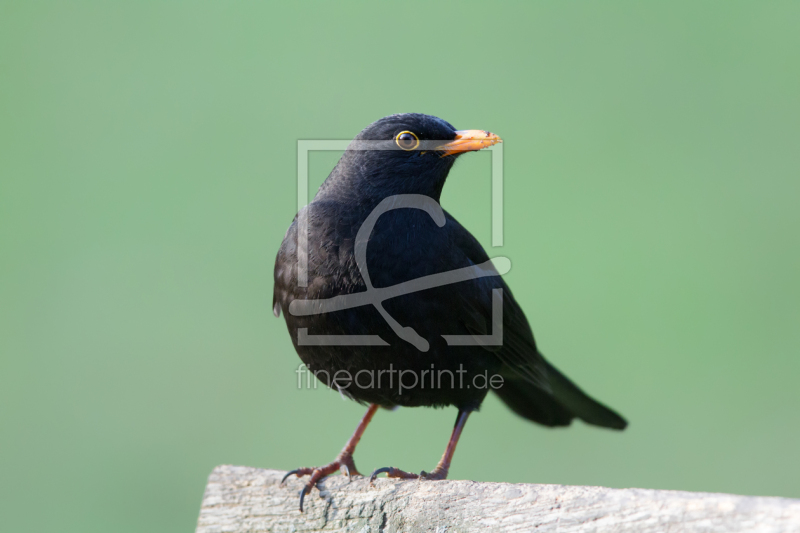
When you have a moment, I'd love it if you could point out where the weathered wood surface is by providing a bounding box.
[196,465,800,533]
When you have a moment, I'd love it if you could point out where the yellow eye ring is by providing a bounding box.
[395,131,420,151]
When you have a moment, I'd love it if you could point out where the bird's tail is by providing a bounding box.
[493,360,627,430]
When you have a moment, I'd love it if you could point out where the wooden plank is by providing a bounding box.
[196,465,800,533]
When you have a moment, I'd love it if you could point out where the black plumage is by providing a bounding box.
[273,113,626,511]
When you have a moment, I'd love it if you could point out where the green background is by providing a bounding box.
[2,2,799,531]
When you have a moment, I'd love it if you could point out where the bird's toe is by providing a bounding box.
[369,466,420,484]
[282,453,362,511]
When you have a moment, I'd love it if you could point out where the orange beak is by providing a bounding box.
[435,130,502,157]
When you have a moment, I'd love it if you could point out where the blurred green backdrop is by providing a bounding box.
[2,1,799,532]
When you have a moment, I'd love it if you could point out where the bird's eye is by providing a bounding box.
[395,131,420,151]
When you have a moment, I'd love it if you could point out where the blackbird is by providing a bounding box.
[273,113,627,511]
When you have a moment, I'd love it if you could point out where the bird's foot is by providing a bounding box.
[281,452,361,512]
[369,465,448,483]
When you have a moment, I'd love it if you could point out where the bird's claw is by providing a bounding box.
[369,466,439,485]
[340,463,353,482]
[419,468,447,480]
[281,469,306,485]
[368,466,395,484]
[298,485,310,514]
[282,453,361,512]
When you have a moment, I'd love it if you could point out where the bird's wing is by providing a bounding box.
[443,211,551,392]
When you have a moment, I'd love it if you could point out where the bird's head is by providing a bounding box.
[317,113,502,202]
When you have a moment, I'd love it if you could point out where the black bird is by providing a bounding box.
[273,113,627,511]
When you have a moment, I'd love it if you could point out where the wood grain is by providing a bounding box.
[196,465,800,532]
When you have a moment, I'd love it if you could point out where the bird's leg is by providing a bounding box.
[282,403,379,512]
[370,409,470,483]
